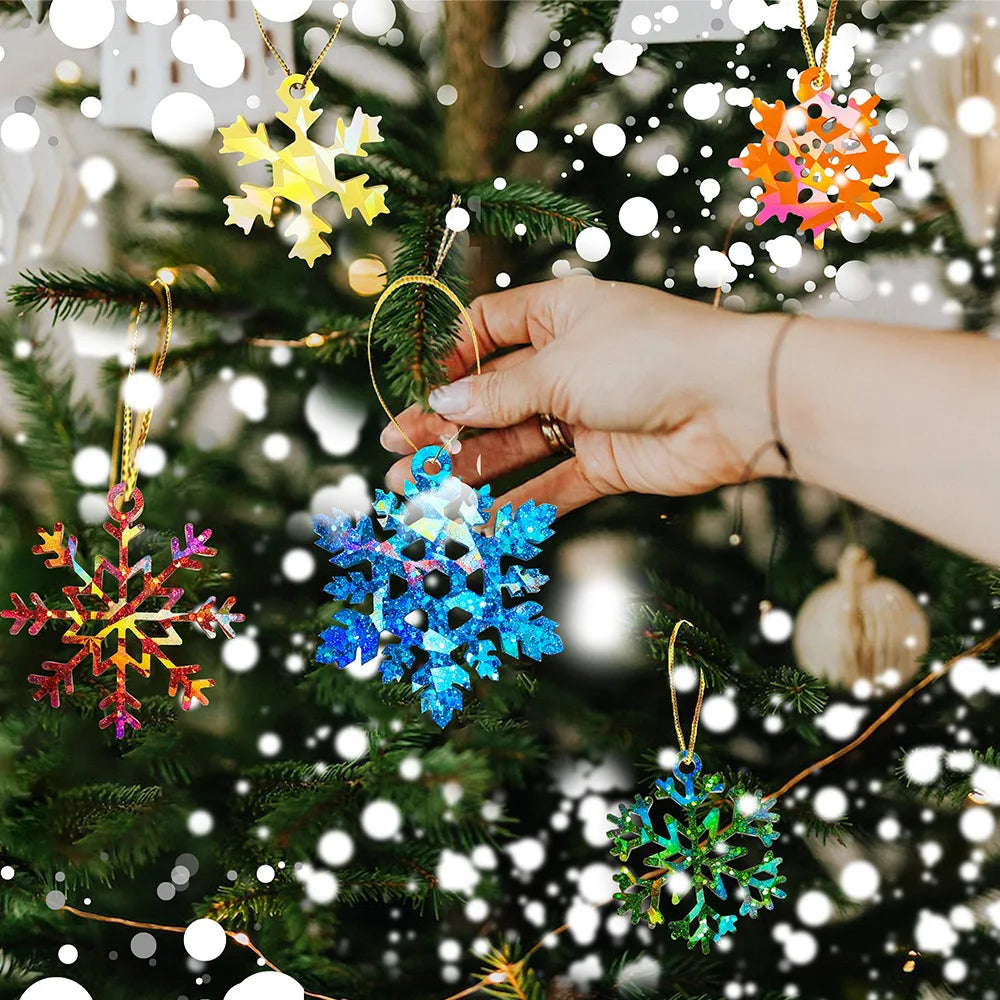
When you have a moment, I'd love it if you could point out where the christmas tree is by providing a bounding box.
[1,2,998,1000]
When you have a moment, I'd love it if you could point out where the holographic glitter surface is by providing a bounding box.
[607,753,785,952]
[729,69,902,249]
[219,74,389,266]
[2,483,244,737]
[312,446,562,727]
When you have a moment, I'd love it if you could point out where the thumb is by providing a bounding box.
[427,361,546,428]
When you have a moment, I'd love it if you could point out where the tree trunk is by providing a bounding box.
[442,0,509,295]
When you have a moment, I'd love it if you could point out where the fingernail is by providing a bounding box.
[380,424,405,452]
[428,379,470,416]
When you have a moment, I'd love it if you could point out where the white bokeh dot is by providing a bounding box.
[0,113,40,152]
[767,234,803,268]
[683,82,722,121]
[700,695,737,733]
[930,22,964,56]
[515,130,538,152]
[183,917,226,961]
[436,84,458,107]
[262,432,291,461]
[761,607,794,642]
[351,0,395,36]
[187,809,214,836]
[796,889,833,926]
[151,92,215,148]
[813,786,848,821]
[222,636,259,673]
[252,0,312,21]
[72,446,111,488]
[49,0,116,49]
[656,153,679,176]
[57,944,79,965]
[618,196,658,236]
[592,123,627,157]
[122,371,164,412]
[445,206,470,232]
[957,95,996,137]
[596,39,641,77]
[282,548,315,582]
[334,725,368,760]
[959,806,996,843]
[361,799,402,840]
[318,830,354,867]
[834,260,873,302]
[575,227,611,263]
[839,859,879,901]
[80,96,102,119]
[304,870,339,904]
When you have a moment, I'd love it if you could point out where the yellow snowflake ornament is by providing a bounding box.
[219,74,389,266]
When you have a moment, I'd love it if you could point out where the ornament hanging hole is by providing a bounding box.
[107,482,144,523]
[795,67,831,101]
[673,753,702,778]
[410,444,452,486]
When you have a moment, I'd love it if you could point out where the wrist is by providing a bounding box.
[707,310,799,484]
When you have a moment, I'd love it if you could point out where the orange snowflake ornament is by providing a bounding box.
[729,69,902,249]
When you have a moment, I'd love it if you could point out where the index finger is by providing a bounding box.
[439,280,563,382]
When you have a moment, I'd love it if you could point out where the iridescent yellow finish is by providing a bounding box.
[219,74,389,267]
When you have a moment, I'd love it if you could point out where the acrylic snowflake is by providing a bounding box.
[729,68,902,248]
[312,446,562,726]
[1,483,244,738]
[219,73,389,266]
[607,753,785,952]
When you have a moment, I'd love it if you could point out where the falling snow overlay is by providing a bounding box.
[607,753,785,952]
[313,446,562,727]
[2,483,244,737]
[729,69,902,249]
[219,74,389,266]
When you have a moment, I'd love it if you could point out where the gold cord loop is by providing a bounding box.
[367,275,481,454]
[255,9,343,86]
[367,199,476,458]
[797,0,839,79]
[666,619,705,763]
[111,278,173,500]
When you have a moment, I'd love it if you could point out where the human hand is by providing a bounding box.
[380,276,785,516]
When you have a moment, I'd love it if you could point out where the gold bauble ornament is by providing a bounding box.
[793,545,929,691]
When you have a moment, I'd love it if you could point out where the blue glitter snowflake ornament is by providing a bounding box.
[607,753,785,952]
[312,446,562,726]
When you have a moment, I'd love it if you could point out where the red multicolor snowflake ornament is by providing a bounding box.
[1,483,244,737]
[729,68,902,248]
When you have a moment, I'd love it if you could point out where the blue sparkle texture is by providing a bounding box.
[312,446,562,726]
[607,753,785,952]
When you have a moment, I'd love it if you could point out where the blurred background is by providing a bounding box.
[1,2,1000,1000]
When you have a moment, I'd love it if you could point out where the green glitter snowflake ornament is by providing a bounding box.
[607,753,785,952]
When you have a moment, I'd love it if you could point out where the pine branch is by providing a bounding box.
[512,63,607,137]
[329,152,440,208]
[7,269,231,322]
[536,0,616,38]
[39,80,100,109]
[479,942,546,1000]
[377,207,468,403]
[640,573,736,689]
[752,665,828,717]
[0,318,83,507]
[204,878,295,925]
[469,181,603,243]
